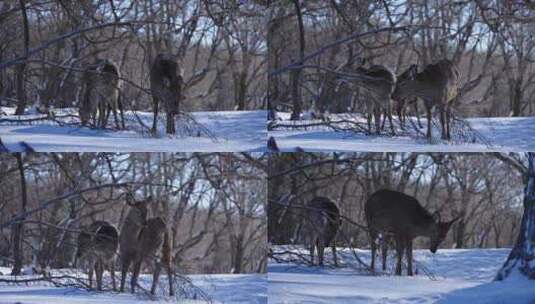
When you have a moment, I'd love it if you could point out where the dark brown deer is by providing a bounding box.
[119,197,174,296]
[79,59,121,129]
[303,197,341,266]
[392,60,460,140]
[76,220,119,290]
[365,189,458,276]
[150,54,183,135]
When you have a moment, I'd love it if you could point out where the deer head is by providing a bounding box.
[429,215,459,253]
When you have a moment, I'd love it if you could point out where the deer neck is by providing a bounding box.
[417,220,438,238]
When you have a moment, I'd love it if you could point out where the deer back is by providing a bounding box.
[365,189,435,239]
[351,65,396,104]
[77,221,118,262]
[137,217,168,260]
[304,197,341,246]
[393,59,459,104]
[150,54,182,113]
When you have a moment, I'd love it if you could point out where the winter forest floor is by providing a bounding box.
[0,267,267,304]
[269,112,535,152]
[268,247,535,304]
[0,107,267,152]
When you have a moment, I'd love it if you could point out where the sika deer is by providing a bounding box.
[79,59,121,129]
[392,60,460,140]
[303,197,341,266]
[119,197,174,296]
[150,54,183,135]
[130,217,174,296]
[119,197,149,293]
[76,220,119,290]
[350,65,397,135]
[365,189,458,276]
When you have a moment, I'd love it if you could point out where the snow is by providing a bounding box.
[269,113,535,152]
[0,108,266,152]
[0,271,266,304]
[268,247,535,304]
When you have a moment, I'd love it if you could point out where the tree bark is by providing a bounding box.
[14,0,29,115]
[495,152,535,280]
[290,0,305,120]
[11,153,28,275]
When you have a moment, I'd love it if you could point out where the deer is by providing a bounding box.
[149,54,183,135]
[364,189,458,276]
[303,197,341,266]
[119,197,174,296]
[346,64,397,135]
[79,59,121,129]
[76,220,119,291]
[391,59,460,140]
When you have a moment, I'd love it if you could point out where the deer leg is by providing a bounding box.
[415,101,423,129]
[131,259,142,294]
[387,101,395,135]
[120,257,131,292]
[407,239,414,276]
[426,106,432,139]
[395,238,403,276]
[95,260,103,291]
[152,96,159,134]
[309,240,315,266]
[88,264,94,289]
[110,260,116,291]
[332,242,338,267]
[446,104,451,140]
[150,260,161,295]
[317,239,325,266]
[370,233,377,272]
[439,106,447,140]
[374,108,381,134]
[166,110,176,135]
[381,238,388,271]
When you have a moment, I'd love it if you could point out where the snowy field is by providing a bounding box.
[0,267,266,304]
[269,112,535,152]
[268,247,535,304]
[0,107,267,152]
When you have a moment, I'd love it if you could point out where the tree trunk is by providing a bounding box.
[11,153,28,275]
[290,0,305,120]
[14,0,29,115]
[495,152,535,280]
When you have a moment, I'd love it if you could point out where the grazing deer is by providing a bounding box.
[392,60,460,140]
[303,197,341,266]
[150,54,183,135]
[365,189,458,276]
[76,220,119,290]
[79,59,121,129]
[119,197,174,296]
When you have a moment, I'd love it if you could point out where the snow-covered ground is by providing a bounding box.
[268,247,535,304]
[0,268,266,304]
[0,107,266,152]
[269,112,535,152]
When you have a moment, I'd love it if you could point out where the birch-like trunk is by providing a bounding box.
[495,152,535,280]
